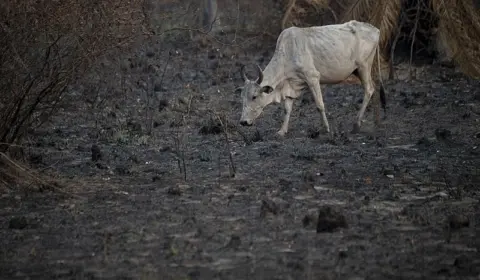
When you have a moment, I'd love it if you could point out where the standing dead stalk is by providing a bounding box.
[210,110,236,178]
[389,14,405,80]
[409,1,421,80]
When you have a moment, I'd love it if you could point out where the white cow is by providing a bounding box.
[237,20,386,136]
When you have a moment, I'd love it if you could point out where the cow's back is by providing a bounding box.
[272,21,380,83]
[344,20,380,41]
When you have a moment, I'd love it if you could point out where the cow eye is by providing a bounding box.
[252,96,257,100]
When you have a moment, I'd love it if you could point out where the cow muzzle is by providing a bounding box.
[240,120,252,126]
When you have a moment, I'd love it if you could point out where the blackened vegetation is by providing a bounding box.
[1,29,480,280]
[199,118,224,135]
[394,0,440,64]
[316,206,348,233]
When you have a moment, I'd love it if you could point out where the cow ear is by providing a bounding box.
[261,86,274,94]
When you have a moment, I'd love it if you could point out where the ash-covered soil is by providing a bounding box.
[1,33,480,280]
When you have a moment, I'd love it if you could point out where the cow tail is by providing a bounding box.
[376,44,387,118]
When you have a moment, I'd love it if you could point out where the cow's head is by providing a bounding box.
[237,64,274,126]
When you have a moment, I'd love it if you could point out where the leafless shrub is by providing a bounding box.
[0,0,146,150]
[0,0,146,188]
[209,110,236,178]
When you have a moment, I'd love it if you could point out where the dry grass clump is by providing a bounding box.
[0,152,59,192]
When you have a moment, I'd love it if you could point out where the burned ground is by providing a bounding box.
[1,33,480,279]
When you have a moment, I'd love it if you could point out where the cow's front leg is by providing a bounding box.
[277,97,294,136]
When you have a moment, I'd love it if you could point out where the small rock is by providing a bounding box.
[278,179,292,188]
[95,162,108,170]
[363,195,371,205]
[76,144,90,152]
[167,186,182,196]
[209,60,219,70]
[316,206,348,233]
[158,99,169,111]
[448,214,469,230]
[199,122,222,135]
[382,168,394,178]
[225,235,241,249]
[199,151,211,162]
[91,144,102,162]
[376,137,387,147]
[417,137,434,147]
[6,146,24,160]
[435,128,452,141]
[285,261,304,271]
[127,120,142,133]
[260,199,279,217]
[129,155,140,164]
[146,51,155,57]
[115,165,131,175]
[169,119,183,128]
[436,267,451,275]
[307,127,320,139]
[178,97,189,105]
[9,216,27,229]
[302,213,317,229]
[153,120,165,128]
[250,130,263,143]
[154,83,168,92]
[453,255,471,269]
[384,191,399,201]
[159,146,171,152]
[302,171,316,183]
[29,153,43,165]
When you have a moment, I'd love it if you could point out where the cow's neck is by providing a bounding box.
[264,89,280,104]
[259,57,286,91]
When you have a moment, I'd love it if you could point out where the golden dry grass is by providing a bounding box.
[431,0,480,77]
[283,0,480,79]
[1,152,53,192]
[281,0,330,29]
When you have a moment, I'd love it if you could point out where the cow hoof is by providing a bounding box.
[328,131,335,141]
[276,130,287,137]
[351,124,360,134]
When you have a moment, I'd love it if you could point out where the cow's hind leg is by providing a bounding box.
[352,65,375,133]
[277,97,294,136]
[304,72,330,133]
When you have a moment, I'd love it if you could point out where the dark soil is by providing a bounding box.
[1,32,480,280]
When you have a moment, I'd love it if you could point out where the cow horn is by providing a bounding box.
[240,65,249,81]
[255,64,263,84]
